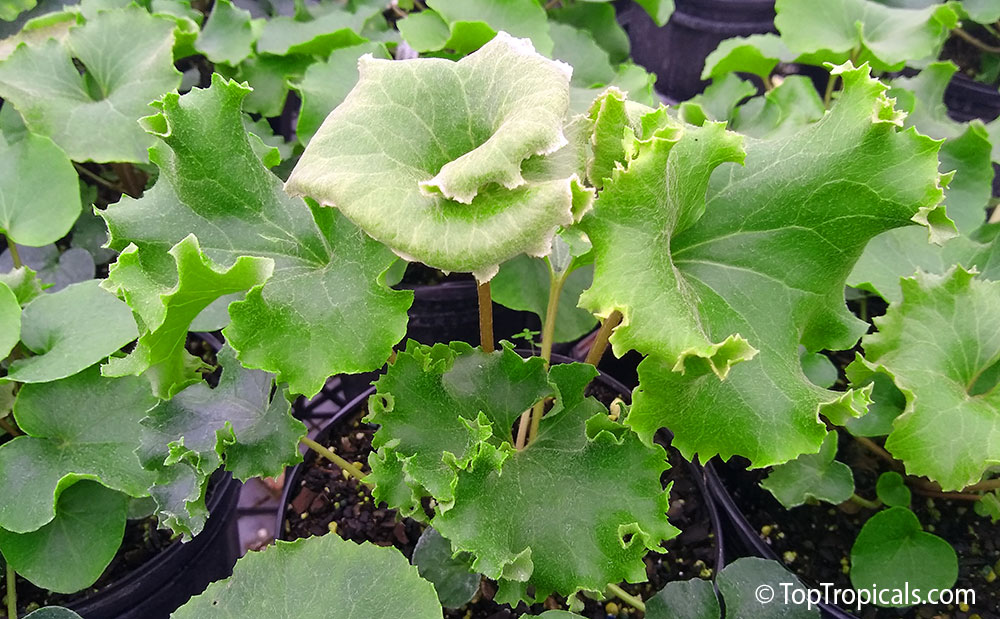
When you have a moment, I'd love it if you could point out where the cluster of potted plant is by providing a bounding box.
[1,0,997,618]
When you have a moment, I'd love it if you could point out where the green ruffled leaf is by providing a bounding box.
[850,267,1000,490]
[0,131,81,247]
[760,432,854,508]
[370,342,677,603]
[3,280,137,384]
[412,527,480,609]
[876,471,911,507]
[368,341,552,507]
[138,346,305,483]
[774,0,959,71]
[0,281,18,359]
[286,33,584,281]
[291,41,390,145]
[136,347,302,535]
[702,33,793,82]
[0,481,125,594]
[195,0,255,65]
[101,74,410,397]
[102,235,273,398]
[0,6,181,162]
[850,507,957,607]
[578,109,752,380]
[0,368,157,534]
[616,64,949,467]
[172,534,442,619]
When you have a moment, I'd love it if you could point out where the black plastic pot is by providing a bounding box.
[945,72,1000,124]
[704,462,856,619]
[338,280,539,400]
[277,354,726,584]
[618,0,776,102]
[61,471,242,619]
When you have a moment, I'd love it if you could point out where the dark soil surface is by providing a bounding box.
[282,379,719,619]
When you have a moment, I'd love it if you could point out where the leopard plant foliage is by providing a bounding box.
[365,341,677,605]
[285,33,594,281]
[582,63,951,468]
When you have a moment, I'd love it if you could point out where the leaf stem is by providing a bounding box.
[965,478,1000,492]
[911,487,983,502]
[73,162,126,193]
[523,271,569,445]
[822,74,838,109]
[849,493,881,509]
[4,239,20,270]
[477,281,494,353]
[851,435,903,471]
[952,27,1000,54]
[762,74,775,92]
[539,271,566,366]
[5,561,15,619]
[584,310,622,367]
[300,437,369,483]
[0,416,21,437]
[606,583,645,612]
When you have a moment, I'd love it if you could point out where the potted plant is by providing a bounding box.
[1,0,974,615]
[84,16,952,615]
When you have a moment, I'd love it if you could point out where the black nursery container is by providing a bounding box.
[338,279,538,400]
[64,472,242,619]
[704,463,857,619]
[618,0,777,102]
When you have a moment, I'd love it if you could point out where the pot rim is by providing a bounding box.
[704,461,857,619]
